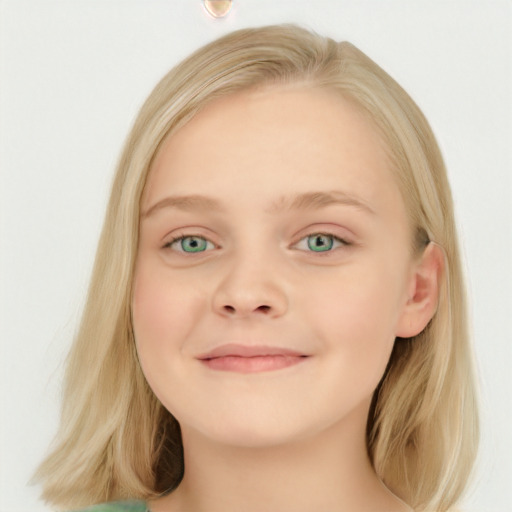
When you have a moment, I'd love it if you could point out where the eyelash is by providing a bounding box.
[162,232,351,255]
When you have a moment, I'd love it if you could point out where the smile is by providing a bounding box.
[197,344,310,373]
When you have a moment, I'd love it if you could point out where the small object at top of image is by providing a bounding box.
[203,0,233,18]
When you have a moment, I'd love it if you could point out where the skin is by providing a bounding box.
[132,85,442,512]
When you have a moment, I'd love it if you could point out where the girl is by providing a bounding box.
[35,25,479,512]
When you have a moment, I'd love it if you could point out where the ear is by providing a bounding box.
[395,242,445,338]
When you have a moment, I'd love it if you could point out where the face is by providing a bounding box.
[132,86,417,447]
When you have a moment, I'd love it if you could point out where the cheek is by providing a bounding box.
[131,262,205,371]
[302,261,407,373]
[131,261,214,416]
[133,277,176,348]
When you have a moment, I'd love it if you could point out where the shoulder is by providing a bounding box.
[71,501,147,512]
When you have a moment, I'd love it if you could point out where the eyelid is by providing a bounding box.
[291,222,354,243]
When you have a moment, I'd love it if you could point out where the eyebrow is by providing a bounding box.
[141,190,376,219]
[269,190,376,216]
[142,195,223,218]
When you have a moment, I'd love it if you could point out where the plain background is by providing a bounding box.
[0,1,511,510]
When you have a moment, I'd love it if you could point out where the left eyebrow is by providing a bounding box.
[267,190,376,215]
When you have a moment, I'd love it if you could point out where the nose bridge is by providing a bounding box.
[212,237,288,318]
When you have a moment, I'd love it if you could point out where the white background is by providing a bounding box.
[0,1,510,511]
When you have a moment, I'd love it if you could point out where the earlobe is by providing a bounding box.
[396,242,445,338]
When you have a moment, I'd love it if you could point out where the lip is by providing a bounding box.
[196,344,310,374]
[197,344,308,360]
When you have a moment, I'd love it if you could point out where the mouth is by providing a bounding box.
[197,344,310,374]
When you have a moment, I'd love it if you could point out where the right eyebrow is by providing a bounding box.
[141,194,224,219]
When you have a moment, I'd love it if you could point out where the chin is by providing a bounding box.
[182,406,337,451]
[205,423,308,449]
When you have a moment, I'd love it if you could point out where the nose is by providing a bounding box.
[212,252,288,319]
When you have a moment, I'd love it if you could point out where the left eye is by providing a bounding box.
[164,236,215,253]
[295,233,348,253]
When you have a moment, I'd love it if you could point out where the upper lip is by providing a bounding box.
[197,344,308,360]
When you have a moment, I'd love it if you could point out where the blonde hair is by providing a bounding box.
[35,25,479,511]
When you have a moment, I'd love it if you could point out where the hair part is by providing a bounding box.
[35,24,479,511]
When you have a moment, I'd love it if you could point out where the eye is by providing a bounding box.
[295,233,349,253]
[164,235,215,253]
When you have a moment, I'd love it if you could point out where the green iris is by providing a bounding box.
[307,234,334,252]
[180,236,208,253]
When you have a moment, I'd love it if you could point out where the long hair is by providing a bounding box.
[35,25,479,511]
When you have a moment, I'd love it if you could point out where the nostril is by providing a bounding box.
[221,304,271,314]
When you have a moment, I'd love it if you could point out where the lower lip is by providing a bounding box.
[200,355,308,373]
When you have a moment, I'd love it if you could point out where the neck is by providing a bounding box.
[149,400,412,512]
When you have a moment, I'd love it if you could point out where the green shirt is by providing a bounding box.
[75,501,147,512]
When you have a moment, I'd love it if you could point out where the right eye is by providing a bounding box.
[164,235,216,253]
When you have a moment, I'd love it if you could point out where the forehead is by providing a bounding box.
[142,86,402,220]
